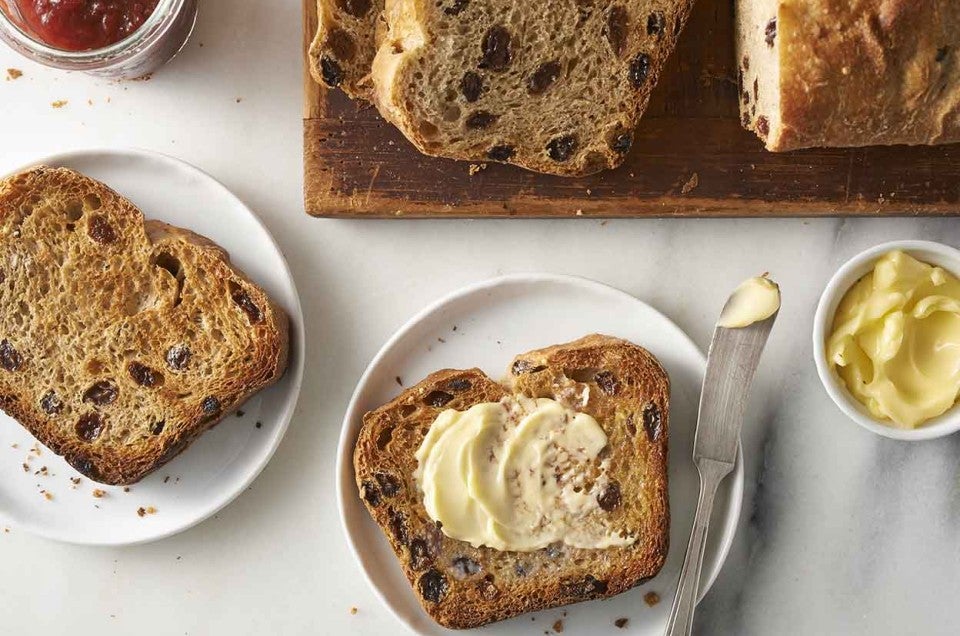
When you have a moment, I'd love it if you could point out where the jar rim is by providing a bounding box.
[0,0,185,61]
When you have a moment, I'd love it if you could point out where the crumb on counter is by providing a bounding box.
[92,489,105,498]
[10,443,18,449]
[255,421,262,429]
[349,607,358,615]
[137,506,157,517]
[552,619,564,633]
[6,68,22,80]
[41,490,53,501]
[123,487,130,493]
[51,100,68,109]
[615,617,629,629]
[395,376,403,386]
[236,410,245,417]
[644,591,660,607]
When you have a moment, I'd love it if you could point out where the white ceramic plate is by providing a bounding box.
[0,149,304,545]
[338,274,743,635]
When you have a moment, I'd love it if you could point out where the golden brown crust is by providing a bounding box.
[739,0,960,151]
[354,335,669,629]
[0,167,289,485]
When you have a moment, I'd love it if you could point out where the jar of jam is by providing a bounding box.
[0,0,197,79]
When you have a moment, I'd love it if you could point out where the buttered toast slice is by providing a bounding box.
[0,167,289,485]
[355,334,669,628]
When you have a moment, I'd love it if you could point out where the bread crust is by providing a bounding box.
[354,334,669,628]
[309,0,385,98]
[738,0,960,151]
[370,0,695,176]
[0,167,289,485]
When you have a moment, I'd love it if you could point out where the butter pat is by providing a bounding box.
[414,396,633,552]
[719,275,781,328]
[827,251,960,428]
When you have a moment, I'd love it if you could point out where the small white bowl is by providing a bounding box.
[813,240,960,441]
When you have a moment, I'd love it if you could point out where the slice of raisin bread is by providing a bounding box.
[309,0,385,98]
[737,0,960,151]
[355,335,669,628]
[0,167,289,485]
[370,0,695,176]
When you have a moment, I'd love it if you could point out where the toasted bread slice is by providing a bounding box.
[309,0,385,98]
[0,167,289,485]
[370,0,695,176]
[355,334,669,628]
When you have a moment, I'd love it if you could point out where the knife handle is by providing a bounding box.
[664,458,732,636]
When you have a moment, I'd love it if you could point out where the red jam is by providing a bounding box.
[15,0,159,51]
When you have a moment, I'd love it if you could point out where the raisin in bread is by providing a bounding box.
[355,335,669,628]
[370,0,695,176]
[309,0,385,98]
[0,167,289,485]
[737,0,960,151]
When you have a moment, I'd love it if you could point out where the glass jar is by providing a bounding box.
[0,0,198,80]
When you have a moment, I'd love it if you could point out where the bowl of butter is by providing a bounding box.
[814,240,960,440]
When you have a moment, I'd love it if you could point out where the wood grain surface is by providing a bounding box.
[303,0,960,218]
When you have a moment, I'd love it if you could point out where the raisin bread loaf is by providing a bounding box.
[737,0,960,151]
[0,167,289,485]
[370,0,695,176]
[355,335,669,628]
[309,0,384,98]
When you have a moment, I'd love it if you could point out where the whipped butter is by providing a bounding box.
[827,251,960,428]
[414,396,633,552]
[719,275,781,328]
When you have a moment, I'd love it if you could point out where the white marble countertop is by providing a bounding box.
[1,2,958,635]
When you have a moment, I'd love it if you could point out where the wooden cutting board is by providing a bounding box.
[303,1,960,218]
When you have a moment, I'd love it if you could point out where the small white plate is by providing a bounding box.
[0,149,305,545]
[338,274,743,635]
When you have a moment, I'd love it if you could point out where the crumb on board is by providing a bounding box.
[349,607,358,615]
[51,100,68,109]
[644,591,660,607]
[552,619,564,633]
[468,163,487,176]
[92,489,105,499]
[6,68,22,80]
[681,172,700,195]
[615,617,629,629]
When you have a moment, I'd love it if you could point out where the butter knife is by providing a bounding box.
[664,281,779,636]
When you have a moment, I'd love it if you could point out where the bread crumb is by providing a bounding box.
[349,607,358,615]
[146,506,157,514]
[586,189,592,196]
[51,100,68,109]
[614,617,629,628]
[137,506,157,517]
[235,97,242,103]
[395,376,403,386]
[644,591,660,607]
[42,490,53,501]
[6,68,22,80]
[31,443,41,456]
[468,163,487,176]
[255,421,262,429]
[575,209,583,216]
[3,527,9,533]
[552,619,564,633]
[70,477,81,485]
[92,489,106,498]
[123,487,130,492]
[21,463,28,472]
[10,443,18,449]
[164,475,170,483]
[680,172,699,195]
